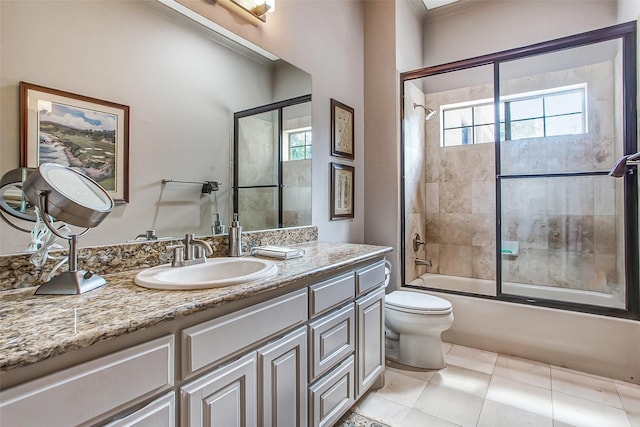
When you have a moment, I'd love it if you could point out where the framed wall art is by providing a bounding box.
[19,82,130,203]
[330,162,354,220]
[330,98,354,160]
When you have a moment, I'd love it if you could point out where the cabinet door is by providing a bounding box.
[105,392,175,427]
[355,286,385,399]
[181,352,257,427]
[258,327,308,427]
[308,355,355,427]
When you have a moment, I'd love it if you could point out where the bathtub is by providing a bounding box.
[409,273,624,309]
[401,273,640,385]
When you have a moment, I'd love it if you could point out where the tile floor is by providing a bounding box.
[352,343,640,427]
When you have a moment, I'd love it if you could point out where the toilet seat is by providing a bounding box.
[386,291,452,315]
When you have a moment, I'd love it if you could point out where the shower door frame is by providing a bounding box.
[399,21,639,320]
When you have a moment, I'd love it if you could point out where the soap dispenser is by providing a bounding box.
[229,213,243,256]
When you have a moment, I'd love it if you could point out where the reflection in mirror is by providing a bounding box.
[402,23,637,315]
[234,96,312,231]
[0,168,37,228]
[0,0,311,255]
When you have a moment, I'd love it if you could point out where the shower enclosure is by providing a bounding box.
[401,22,638,318]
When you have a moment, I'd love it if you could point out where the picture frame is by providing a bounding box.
[330,98,354,160]
[330,162,355,220]
[19,82,130,203]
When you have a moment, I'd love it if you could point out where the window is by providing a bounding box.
[441,84,587,146]
[284,128,312,160]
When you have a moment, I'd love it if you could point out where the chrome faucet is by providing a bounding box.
[413,233,426,252]
[415,258,432,267]
[170,234,213,267]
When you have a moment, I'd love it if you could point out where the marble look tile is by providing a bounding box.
[477,399,553,427]
[425,183,440,214]
[429,363,492,398]
[374,368,428,407]
[547,177,594,216]
[424,243,440,274]
[439,245,472,277]
[594,177,618,216]
[438,214,473,246]
[439,182,472,214]
[550,366,623,409]
[548,251,598,291]
[500,139,548,176]
[502,179,548,215]
[413,382,484,427]
[472,181,495,215]
[486,376,553,418]
[492,355,551,389]
[354,394,412,426]
[502,249,550,286]
[426,214,441,244]
[400,409,463,427]
[472,246,496,280]
[442,342,453,355]
[594,215,617,255]
[446,345,497,375]
[552,391,631,427]
[502,214,549,251]
[471,214,495,248]
[629,412,640,427]
[547,215,594,253]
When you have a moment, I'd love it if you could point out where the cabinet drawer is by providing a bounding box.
[308,303,354,382]
[183,288,308,375]
[308,355,355,427]
[0,335,174,427]
[309,273,354,318]
[355,261,385,296]
[106,392,175,427]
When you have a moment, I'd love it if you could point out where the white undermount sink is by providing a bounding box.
[134,257,278,290]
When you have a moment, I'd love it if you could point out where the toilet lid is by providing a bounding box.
[386,291,452,313]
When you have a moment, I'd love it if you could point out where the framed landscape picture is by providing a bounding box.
[19,82,130,203]
[330,162,354,220]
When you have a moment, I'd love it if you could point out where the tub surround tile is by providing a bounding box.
[439,245,472,277]
[439,182,472,214]
[0,241,390,372]
[0,226,318,292]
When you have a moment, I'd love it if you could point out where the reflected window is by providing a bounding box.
[441,84,586,146]
[284,127,312,160]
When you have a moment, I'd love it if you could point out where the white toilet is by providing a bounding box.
[385,290,453,369]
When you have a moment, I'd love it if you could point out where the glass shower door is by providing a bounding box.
[497,39,635,310]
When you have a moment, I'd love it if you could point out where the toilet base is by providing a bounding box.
[393,333,446,370]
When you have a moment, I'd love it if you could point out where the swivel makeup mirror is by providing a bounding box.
[0,167,37,229]
[22,163,114,295]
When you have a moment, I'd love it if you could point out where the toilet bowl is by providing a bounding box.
[385,290,453,369]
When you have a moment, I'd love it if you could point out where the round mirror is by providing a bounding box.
[0,167,37,222]
[23,163,114,229]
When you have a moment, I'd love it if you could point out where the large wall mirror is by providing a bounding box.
[401,22,638,318]
[0,0,312,255]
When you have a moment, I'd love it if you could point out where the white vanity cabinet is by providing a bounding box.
[0,335,175,427]
[105,392,176,427]
[355,286,385,399]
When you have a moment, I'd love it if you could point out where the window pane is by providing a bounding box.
[305,146,312,158]
[444,108,472,128]
[546,113,584,136]
[510,118,543,140]
[545,91,583,116]
[510,98,543,120]
[474,104,494,125]
[474,124,495,144]
[290,146,305,160]
[290,133,305,146]
[444,127,473,146]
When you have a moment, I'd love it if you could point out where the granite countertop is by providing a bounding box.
[0,242,392,372]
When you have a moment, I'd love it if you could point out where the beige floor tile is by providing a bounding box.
[486,375,553,418]
[617,382,640,413]
[430,363,492,398]
[446,344,497,374]
[374,368,428,407]
[413,382,484,427]
[385,360,437,382]
[353,393,412,426]
[477,400,553,427]
[552,391,631,427]
[493,354,551,389]
[551,366,623,409]
[399,408,463,427]
[627,411,640,427]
